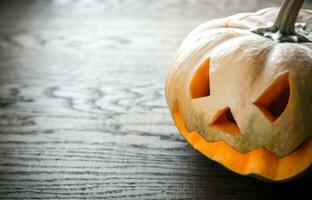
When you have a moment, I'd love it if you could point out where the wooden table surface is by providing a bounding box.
[0,0,312,199]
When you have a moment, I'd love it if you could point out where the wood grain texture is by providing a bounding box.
[0,0,312,199]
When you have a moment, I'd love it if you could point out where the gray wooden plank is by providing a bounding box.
[0,0,312,199]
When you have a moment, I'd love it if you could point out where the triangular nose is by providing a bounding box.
[210,107,240,136]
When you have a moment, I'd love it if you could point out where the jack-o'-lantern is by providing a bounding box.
[166,0,312,181]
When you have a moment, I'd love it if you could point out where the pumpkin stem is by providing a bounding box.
[252,0,312,43]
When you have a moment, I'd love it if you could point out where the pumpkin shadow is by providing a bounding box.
[186,148,311,200]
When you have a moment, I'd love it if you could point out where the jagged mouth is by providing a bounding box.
[172,103,312,181]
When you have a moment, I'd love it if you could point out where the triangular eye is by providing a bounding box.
[210,107,240,136]
[254,72,290,122]
[190,58,210,99]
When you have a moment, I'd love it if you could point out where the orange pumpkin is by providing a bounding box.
[166,0,312,182]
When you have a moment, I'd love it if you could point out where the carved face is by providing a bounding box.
[166,8,312,181]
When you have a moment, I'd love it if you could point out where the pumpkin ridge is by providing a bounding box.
[174,29,250,67]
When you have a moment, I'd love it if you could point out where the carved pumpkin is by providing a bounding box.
[166,0,312,182]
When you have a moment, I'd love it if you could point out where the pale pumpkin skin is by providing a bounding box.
[166,8,312,181]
